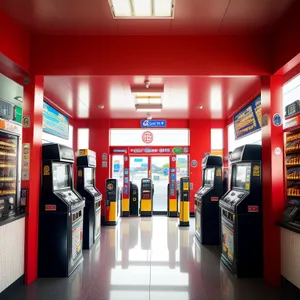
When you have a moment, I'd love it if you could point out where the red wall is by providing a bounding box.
[272,1,300,74]
[31,35,272,76]
[0,9,30,73]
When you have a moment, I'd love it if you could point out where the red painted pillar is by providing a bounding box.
[261,75,285,285]
[189,120,211,213]
[22,76,44,285]
[89,120,110,216]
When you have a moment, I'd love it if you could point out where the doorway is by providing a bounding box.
[151,156,170,213]
[129,156,149,197]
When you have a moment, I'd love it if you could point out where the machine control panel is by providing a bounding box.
[86,187,102,200]
[57,190,83,206]
[222,190,247,206]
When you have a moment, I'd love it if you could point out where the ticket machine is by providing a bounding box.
[39,143,85,277]
[219,144,262,277]
[129,182,139,216]
[140,178,153,217]
[76,149,102,249]
[104,178,120,225]
[195,155,223,245]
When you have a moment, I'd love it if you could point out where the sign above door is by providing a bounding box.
[141,120,167,128]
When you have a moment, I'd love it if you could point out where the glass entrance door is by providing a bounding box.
[129,157,149,197]
[151,156,170,213]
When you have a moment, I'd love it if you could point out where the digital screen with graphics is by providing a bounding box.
[53,163,70,190]
[234,96,261,139]
[43,102,69,139]
[204,168,215,186]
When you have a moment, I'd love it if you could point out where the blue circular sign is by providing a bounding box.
[273,113,282,126]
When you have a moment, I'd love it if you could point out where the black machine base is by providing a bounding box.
[221,254,236,276]
[122,211,130,217]
[103,221,118,226]
[141,212,152,217]
[168,211,178,217]
[179,221,189,227]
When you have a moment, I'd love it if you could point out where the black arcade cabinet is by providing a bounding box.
[130,182,139,216]
[104,178,120,225]
[140,178,153,217]
[219,144,262,277]
[39,143,85,277]
[76,149,102,249]
[195,155,223,245]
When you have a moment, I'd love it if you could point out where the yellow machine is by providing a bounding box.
[104,178,120,225]
[179,177,190,227]
[140,178,153,217]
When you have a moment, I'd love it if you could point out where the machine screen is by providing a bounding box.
[233,164,251,190]
[84,168,94,187]
[204,168,215,186]
[53,163,71,190]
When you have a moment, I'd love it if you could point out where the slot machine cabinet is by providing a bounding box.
[219,144,262,277]
[195,155,223,245]
[104,179,119,225]
[129,182,139,216]
[76,149,102,249]
[39,143,85,277]
[140,178,153,217]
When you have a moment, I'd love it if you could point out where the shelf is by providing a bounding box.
[0,165,16,168]
[286,164,300,167]
[0,177,16,182]
[286,150,300,155]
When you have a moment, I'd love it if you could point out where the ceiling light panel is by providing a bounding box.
[154,0,173,17]
[111,0,132,17]
[109,0,174,18]
[132,0,151,17]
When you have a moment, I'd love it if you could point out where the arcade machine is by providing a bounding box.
[219,144,262,277]
[39,143,85,277]
[76,149,102,249]
[194,155,223,245]
[140,178,153,217]
[104,178,120,225]
[129,181,139,216]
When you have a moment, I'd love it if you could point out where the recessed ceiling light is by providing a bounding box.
[98,105,105,109]
[109,0,174,19]
[196,105,203,109]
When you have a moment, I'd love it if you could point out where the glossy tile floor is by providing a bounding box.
[1,217,300,300]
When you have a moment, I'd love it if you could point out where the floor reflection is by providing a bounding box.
[1,216,300,300]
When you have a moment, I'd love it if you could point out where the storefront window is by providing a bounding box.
[78,128,89,149]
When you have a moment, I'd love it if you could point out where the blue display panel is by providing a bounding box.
[234,96,261,139]
[43,102,69,139]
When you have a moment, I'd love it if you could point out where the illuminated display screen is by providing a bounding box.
[204,168,214,186]
[234,96,261,139]
[84,168,94,187]
[233,164,251,190]
[53,163,70,190]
